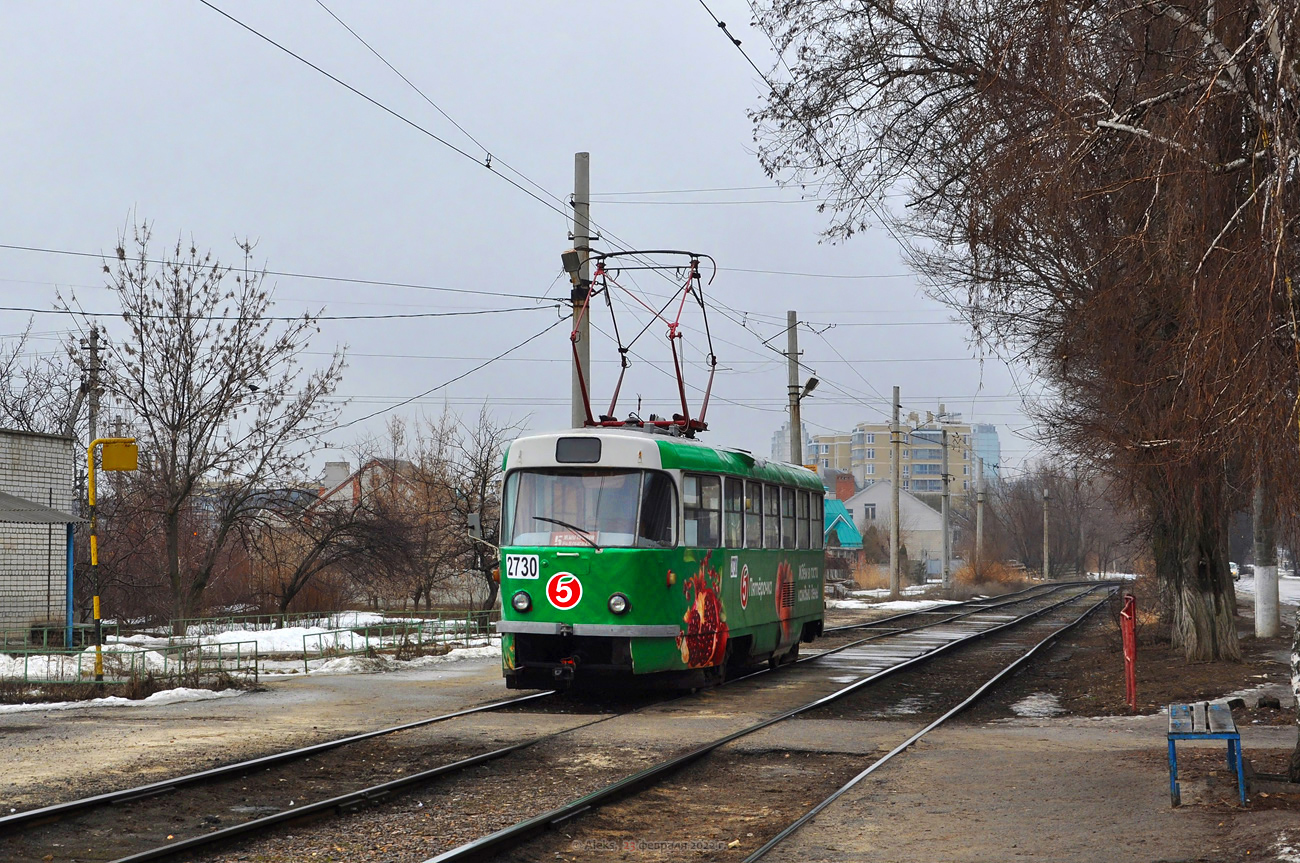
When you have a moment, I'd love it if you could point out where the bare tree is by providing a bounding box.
[0,322,85,436]
[750,0,1300,660]
[243,491,409,616]
[86,221,345,632]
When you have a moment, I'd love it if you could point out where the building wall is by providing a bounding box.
[808,433,852,472]
[971,423,1001,481]
[843,480,947,567]
[769,421,814,465]
[814,422,974,493]
[0,429,76,629]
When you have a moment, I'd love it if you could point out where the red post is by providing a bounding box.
[1120,593,1137,712]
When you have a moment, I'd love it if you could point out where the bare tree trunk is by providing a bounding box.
[1290,605,1300,781]
[1154,480,1241,662]
[166,508,187,636]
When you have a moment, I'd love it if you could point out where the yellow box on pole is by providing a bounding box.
[101,440,138,472]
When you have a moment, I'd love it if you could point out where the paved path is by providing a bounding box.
[1,657,509,808]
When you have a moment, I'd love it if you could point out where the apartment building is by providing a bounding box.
[811,418,993,495]
[769,421,815,466]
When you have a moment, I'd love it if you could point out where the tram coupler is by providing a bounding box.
[553,657,578,684]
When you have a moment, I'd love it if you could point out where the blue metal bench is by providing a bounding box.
[1167,700,1246,807]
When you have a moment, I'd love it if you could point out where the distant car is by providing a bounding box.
[1240,563,1254,577]
[1230,562,1240,580]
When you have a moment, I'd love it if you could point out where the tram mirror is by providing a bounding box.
[467,513,483,540]
[561,249,581,275]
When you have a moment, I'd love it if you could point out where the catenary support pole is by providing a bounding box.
[570,153,591,429]
[890,386,901,599]
[787,310,802,466]
[1254,477,1280,638]
[941,428,951,588]
[975,456,985,577]
[1042,487,1051,581]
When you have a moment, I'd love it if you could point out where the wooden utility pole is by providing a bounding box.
[890,386,901,598]
[786,310,802,465]
[570,152,591,429]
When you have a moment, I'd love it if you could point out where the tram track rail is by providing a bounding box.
[1,581,1113,863]
[0,581,1068,835]
[417,582,1114,863]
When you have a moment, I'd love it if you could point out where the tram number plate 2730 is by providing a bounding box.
[505,554,540,579]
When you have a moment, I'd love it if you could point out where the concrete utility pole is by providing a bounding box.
[975,456,985,577]
[570,152,592,429]
[889,385,901,598]
[941,426,951,588]
[786,310,803,466]
[88,325,100,445]
[1042,487,1051,581]
[1253,478,1280,638]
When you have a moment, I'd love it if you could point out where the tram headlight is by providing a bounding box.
[511,591,532,613]
[607,593,630,615]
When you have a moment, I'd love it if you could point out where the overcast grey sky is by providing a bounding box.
[0,2,1048,474]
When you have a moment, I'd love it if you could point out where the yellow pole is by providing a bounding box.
[87,437,136,682]
[88,441,102,681]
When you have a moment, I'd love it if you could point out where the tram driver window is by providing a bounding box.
[683,474,721,547]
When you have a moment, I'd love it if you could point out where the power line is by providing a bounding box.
[0,303,557,322]
[328,316,567,433]
[197,0,578,228]
[695,0,977,328]
[717,267,912,280]
[310,0,571,217]
[0,242,556,301]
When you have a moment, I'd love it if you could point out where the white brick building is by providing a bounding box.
[0,429,78,631]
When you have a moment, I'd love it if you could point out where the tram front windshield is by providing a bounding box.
[503,469,676,548]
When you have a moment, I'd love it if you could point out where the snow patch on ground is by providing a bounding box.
[827,598,962,612]
[1221,682,1297,710]
[0,687,243,714]
[853,585,935,598]
[1275,832,1300,863]
[870,695,926,717]
[304,642,499,676]
[1010,693,1065,718]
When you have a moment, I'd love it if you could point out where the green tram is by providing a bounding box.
[496,428,826,689]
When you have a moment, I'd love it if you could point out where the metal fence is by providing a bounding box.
[0,623,118,650]
[0,640,259,685]
[168,608,497,638]
[300,618,494,672]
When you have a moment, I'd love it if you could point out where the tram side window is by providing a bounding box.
[781,487,796,549]
[796,490,811,549]
[723,478,744,548]
[811,492,824,550]
[744,481,763,548]
[683,474,721,547]
[763,483,781,548]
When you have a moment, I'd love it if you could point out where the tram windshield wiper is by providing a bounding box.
[532,516,601,550]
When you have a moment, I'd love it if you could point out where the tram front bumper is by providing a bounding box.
[496,621,680,638]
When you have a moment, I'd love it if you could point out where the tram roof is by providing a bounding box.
[504,428,824,491]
